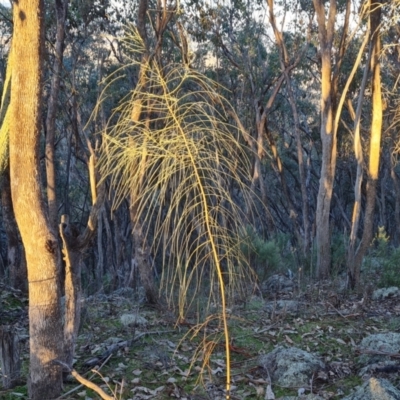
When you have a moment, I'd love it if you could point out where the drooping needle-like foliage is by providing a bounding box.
[98,26,257,396]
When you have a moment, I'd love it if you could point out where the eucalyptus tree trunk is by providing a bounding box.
[267,0,311,254]
[129,106,158,303]
[379,158,388,226]
[313,0,337,279]
[0,252,4,279]
[130,202,158,304]
[60,155,104,370]
[97,206,105,287]
[0,325,21,389]
[0,48,25,290]
[45,0,68,231]
[0,168,26,291]
[347,38,371,276]
[349,0,383,289]
[9,0,63,397]
[124,0,171,304]
[129,126,158,304]
[390,152,400,247]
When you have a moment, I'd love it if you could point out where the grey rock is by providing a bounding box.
[372,287,400,300]
[262,274,294,294]
[279,394,324,400]
[265,300,300,313]
[120,313,148,326]
[104,337,124,345]
[359,361,399,377]
[358,333,400,367]
[342,377,400,400]
[277,397,323,400]
[258,346,325,387]
[113,287,136,297]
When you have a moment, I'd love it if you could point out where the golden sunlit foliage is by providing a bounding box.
[0,44,12,174]
[98,26,258,396]
[100,27,256,309]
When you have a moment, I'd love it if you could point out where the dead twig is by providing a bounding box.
[355,347,400,359]
[53,359,114,400]
[325,303,360,319]
[57,354,113,399]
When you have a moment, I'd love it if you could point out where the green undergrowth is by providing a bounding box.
[2,284,400,399]
[1,384,28,399]
[363,227,400,288]
[0,284,27,324]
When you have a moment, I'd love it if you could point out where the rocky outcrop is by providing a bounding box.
[358,332,400,368]
[342,377,400,400]
[258,346,325,387]
[262,273,294,294]
[372,287,400,300]
[120,313,148,326]
[265,299,302,313]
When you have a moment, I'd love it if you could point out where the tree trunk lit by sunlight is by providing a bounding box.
[349,0,383,288]
[9,0,63,398]
[346,26,372,284]
[313,0,337,279]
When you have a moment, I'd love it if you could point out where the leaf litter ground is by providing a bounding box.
[2,280,400,400]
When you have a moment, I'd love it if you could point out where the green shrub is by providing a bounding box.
[373,226,390,258]
[362,226,400,287]
[378,247,400,288]
[331,233,348,274]
[239,227,293,281]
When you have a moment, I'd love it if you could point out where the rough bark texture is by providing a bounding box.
[9,0,64,398]
[126,1,159,304]
[0,255,4,279]
[137,0,148,46]
[390,154,400,247]
[0,325,21,389]
[96,206,105,287]
[1,168,26,291]
[60,214,82,372]
[130,210,158,304]
[45,0,68,232]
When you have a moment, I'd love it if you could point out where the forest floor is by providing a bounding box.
[2,274,400,400]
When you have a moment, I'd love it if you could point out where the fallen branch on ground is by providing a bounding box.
[355,348,400,359]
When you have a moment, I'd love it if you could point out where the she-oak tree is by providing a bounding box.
[9,0,63,398]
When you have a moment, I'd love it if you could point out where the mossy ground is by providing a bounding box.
[1,278,400,399]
